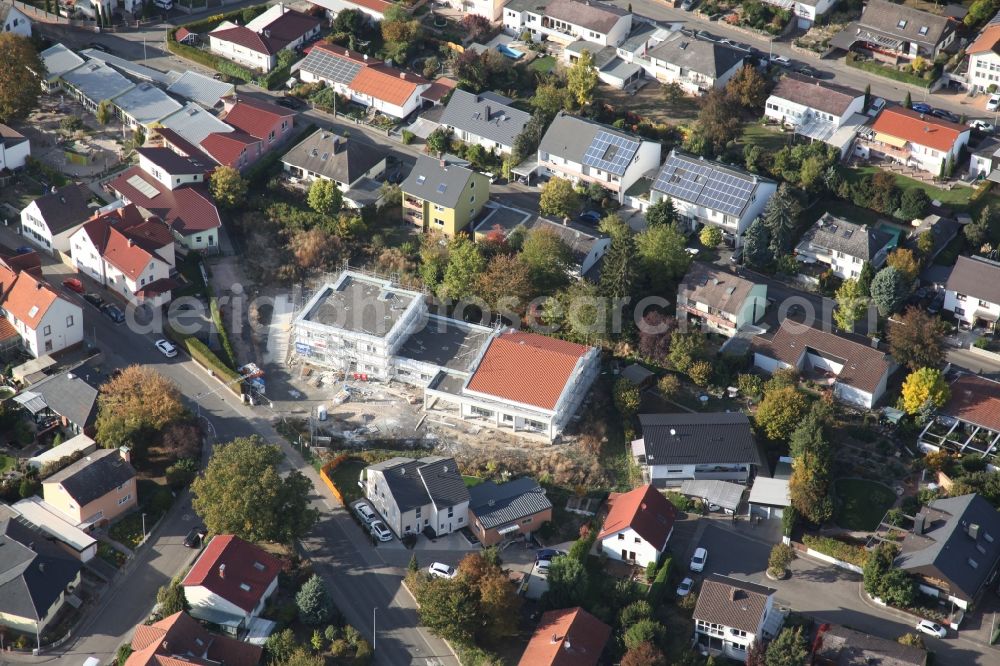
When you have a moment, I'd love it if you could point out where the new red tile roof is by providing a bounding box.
[871,107,969,152]
[174,27,192,42]
[200,130,260,167]
[422,77,458,103]
[968,23,1000,55]
[222,98,294,141]
[3,271,59,331]
[127,611,262,666]
[517,607,611,666]
[598,484,677,549]
[466,331,592,410]
[182,535,281,612]
[942,374,1000,431]
[110,166,221,237]
[78,208,172,281]
[350,64,428,108]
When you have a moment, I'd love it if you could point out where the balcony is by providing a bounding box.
[403,196,423,209]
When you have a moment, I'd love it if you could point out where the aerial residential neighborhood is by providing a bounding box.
[4,0,1000,664]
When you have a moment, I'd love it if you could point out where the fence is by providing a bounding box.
[319,454,349,506]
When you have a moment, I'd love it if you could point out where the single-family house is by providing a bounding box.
[36,43,86,92]
[0,265,84,358]
[220,96,296,153]
[306,0,394,23]
[918,373,1000,460]
[645,31,746,95]
[831,0,957,61]
[761,0,838,29]
[42,447,137,527]
[676,262,767,337]
[651,149,776,247]
[209,4,321,72]
[860,107,970,177]
[0,2,31,37]
[468,477,553,546]
[125,611,263,666]
[295,42,433,119]
[401,154,489,236]
[563,39,644,90]
[813,623,928,666]
[517,607,611,666]
[70,203,176,307]
[0,123,29,175]
[598,484,677,567]
[503,0,632,48]
[438,90,531,156]
[182,535,282,638]
[14,370,99,435]
[281,129,388,208]
[794,213,895,279]
[20,183,95,256]
[631,413,766,487]
[943,255,1000,329]
[764,74,867,156]
[752,320,893,409]
[364,456,470,538]
[967,13,1000,92]
[538,112,661,204]
[693,575,783,661]
[895,494,1000,610]
[0,506,82,639]
[9,496,98,562]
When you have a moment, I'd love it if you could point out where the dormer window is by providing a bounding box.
[919,26,928,35]
[240,582,252,591]
[897,19,907,28]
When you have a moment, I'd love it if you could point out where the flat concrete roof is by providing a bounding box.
[473,205,533,235]
[301,274,418,337]
[430,371,468,395]
[398,316,493,372]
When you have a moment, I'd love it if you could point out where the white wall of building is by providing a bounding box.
[503,7,632,48]
[0,136,30,172]
[9,296,84,358]
[944,289,1000,326]
[970,51,1000,91]
[209,33,276,72]
[139,153,205,190]
[600,526,663,567]
[2,4,31,37]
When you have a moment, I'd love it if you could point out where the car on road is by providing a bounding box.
[183,526,207,548]
[428,562,457,579]
[867,97,886,117]
[86,42,110,53]
[795,65,819,78]
[770,55,791,67]
[536,559,553,576]
[62,278,84,293]
[730,247,744,264]
[930,108,960,123]
[369,520,393,542]
[911,102,932,114]
[15,246,34,255]
[915,619,946,638]
[101,303,125,323]
[351,499,378,525]
[83,292,104,307]
[275,96,304,110]
[676,577,694,597]
[971,119,996,133]
[155,339,178,358]
[536,548,566,562]
[681,0,694,9]
[690,547,708,572]
[988,94,1000,112]
[578,210,601,224]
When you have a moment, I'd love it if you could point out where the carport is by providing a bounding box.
[679,480,745,513]
[748,477,791,519]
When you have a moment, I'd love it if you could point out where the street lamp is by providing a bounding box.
[373,607,377,653]
[142,512,147,540]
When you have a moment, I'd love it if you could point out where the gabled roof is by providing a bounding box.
[44,448,136,507]
[78,207,172,281]
[543,0,629,33]
[222,97,295,141]
[199,130,260,166]
[182,535,282,613]
[160,102,234,145]
[797,212,894,262]
[112,83,183,126]
[62,60,135,103]
[652,149,772,218]
[648,31,746,79]
[400,153,481,208]
[539,112,646,177]
[967,14,1000,56]
[127,611,262,666]
[350,64,426,107]
[152,128,216,165]
[295,42,428,107]
[769,73,864,117]
[855,0,954,50]
[210,25,281,55]
[281,129,387,186]
[940,373,1000,432]
[26,183,93,233]
[871,107,968,152]
[38,43,86,81]
[296,42,367,85]
[2,271,60,331]
[636,412,764,468]
[517,607,611,666]
[165,70,235,108]
[439,90,531,149]
[367,456,470,513]
[465,330,593,411]
[248,5,321,43]
[598,484,677,549]
[468,477,552,529]
[110,166,222,236]
[0,123,27,150]
[895,494,1000,602]
[693,574,775,633]
[945,255,1000,306]
[679,262,758,315]
[813,624,928,666]
[751,320,891,394]
[22,370,99,429]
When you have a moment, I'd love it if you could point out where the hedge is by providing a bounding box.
[845,52,934,88]
[164,323,242,392]
[802,535,869,567]
[207,292,238,370]
[647,556,673,605]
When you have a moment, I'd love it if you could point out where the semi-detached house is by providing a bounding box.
[860,107,970,177]
[503,0,632,48]
[0,260,83,358]
[943,255,1000,329]
[765,74,866,156]
[364,456,470,538]
[41,447,137,527]
[281,129,388,208]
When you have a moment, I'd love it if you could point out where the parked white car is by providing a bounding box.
[676,577,694,597]
[971,119,996,134]
[428,562,457,579]
[369,520,393,542]
[690,547,708,572]
[988,94,1000,112]
[351,499,378,526]
[155,339,177,358]
[915,619,946,638]
[771,55,791,67]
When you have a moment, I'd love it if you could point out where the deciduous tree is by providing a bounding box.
[900,188,931,219]
[567,49,598,107]
[614,377,641,418]
[475,253,533,314]
[668,330,706,373]
[788,404,834,524]
[520,225,574,294]
[638,310,676,363]
[307,179,343,217]
[439,236,485,302]
[0,35,43,123]
[726,64,770,110]
[210,166,247,209]
[833,278,868,331]
[888,307,947,370]
[621,641,667,666]
[413,576,479,643]
[700,225,723,247]
[694,88,743,155]
[886,248,920,283]
[864,543,916,607]
[95,366,185,452]
[635,222,691,294]
[755,386,809,441]
[426,126,453,155]
[544,554,589,608]
[901,367,950,415]
[96,99,113,125]
[539,177,581,219]
[623,619,665,651]
[898,633,925,649]
[155,578,189,616]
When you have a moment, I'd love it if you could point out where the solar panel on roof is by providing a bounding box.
[302,49,363,86]
[126,174,160,199]
[582,130,640,177]
[652,154,757,216]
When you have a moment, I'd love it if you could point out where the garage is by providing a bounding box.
[679,479,745,514]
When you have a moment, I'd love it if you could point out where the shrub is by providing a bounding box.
[165,458,198,488]
[646,556,672,605]
[802,535,868,567]
[767,543,795,576]
[401,129,415,145]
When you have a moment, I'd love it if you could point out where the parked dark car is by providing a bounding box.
[101,303,125,323]
[911,102,932,114]
[14,246,34,255]
[276,96,304,110]
[577,210,601,224]
[536,548,567,561]
[83,292,104,307]
[930,108,960,123]
[183,526,207,548]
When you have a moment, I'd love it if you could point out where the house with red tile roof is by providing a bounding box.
[0,257,83,358]
[126,611,262,666]
[968,15,1000,92]
[597,484,677,567]
[209,3,321,72]
[296,42,434,119]
[182,535,282,637]
[861,107,970,177]
[517,607,611,666]
[220,97,296,154]
[70,204,177,307]
[918,373,1000,463]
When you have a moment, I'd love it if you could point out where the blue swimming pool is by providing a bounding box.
[496,44,525,60]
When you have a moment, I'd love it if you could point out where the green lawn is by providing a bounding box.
[844,166,974,207]
[528,55,556,73]
[463,475,483,488]
[109,512,148,549]
[97,542,127,568]
[327,458,366,504]
[833,478,897,531]
[0,454,13,474]
[738,123,799,154]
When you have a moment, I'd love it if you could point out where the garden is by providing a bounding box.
[845,51,941,88]
[832,478,897,531]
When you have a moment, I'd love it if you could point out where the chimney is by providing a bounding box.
[39,562,45,573]
[128,239,135,247]
[50,185,57,194]
[119,446,131,464]
[730,588,739,601]
[969,523,980,539]
[264,29,271,38]
[485,105,491,120]
[401,72,407,79]
[640,502,647,511]
[914,512,926,535]
[219,563,226,578]
[364,54,369,61]
[550,633,559,644]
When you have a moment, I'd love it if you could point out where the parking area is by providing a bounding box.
[688,522,774,579]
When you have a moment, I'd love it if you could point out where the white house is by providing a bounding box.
[503,0,632,48]
[181,535,282,638]
[761,0,838,29]
[442,0,507,20]
[694,575,784,661]
[0,266,83,358]
[280,129,388,208]
[650,150,776,248]
[645,31,746,95]
[438,90,531,155]
[538,112,661,204]
[968,13,1000,92]
[364,456,470,538]
[677,262,767,338]
[0,2,31,37]
[752,319,893,409]
[862,107,970,177]
[20,184,96,257]
[764,74,866,156]
[597,484,677,567]
[305,0,393,22]
[209,4,321,72]
[0,124,29,173]
[794,213,894,279]
[943,255,1000,329]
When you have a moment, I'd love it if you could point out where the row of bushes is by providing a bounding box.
[845,52,935,88]
[802,534,869,567]
[646,555,673,606]
[164,322,242,391]
[206,290,238,369]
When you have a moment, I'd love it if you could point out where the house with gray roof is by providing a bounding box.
[160,102,235,146]
[943,255,1000,329]
[895,494,1000,609]
[646,31,747,95]
[20,183,97,255]
[795,212,895,279]
[439,90,530,155]
[400,154,489,236]
[677,262,767,338]
[15,368,99,434]
[631,413,767,487]
[281,129,388,208]
[503,0,633,49]
[111,82,184,129]
[468,477,552,546]
[0,1,31,38]
[36,43,86,92]
[61,60,136,114]
[0,505,82,639]
[564,40,643,90]
[538,112,661,204]
[831,0,957,60]
[693,574,783,661]
[764,74,867,155]
[42,448,137,527]
[650,149,776,247]
[165,70,236,109]
[363,456,470,538]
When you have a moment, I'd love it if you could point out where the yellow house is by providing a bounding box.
[42,447,138,527]
[400,154,489,237]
